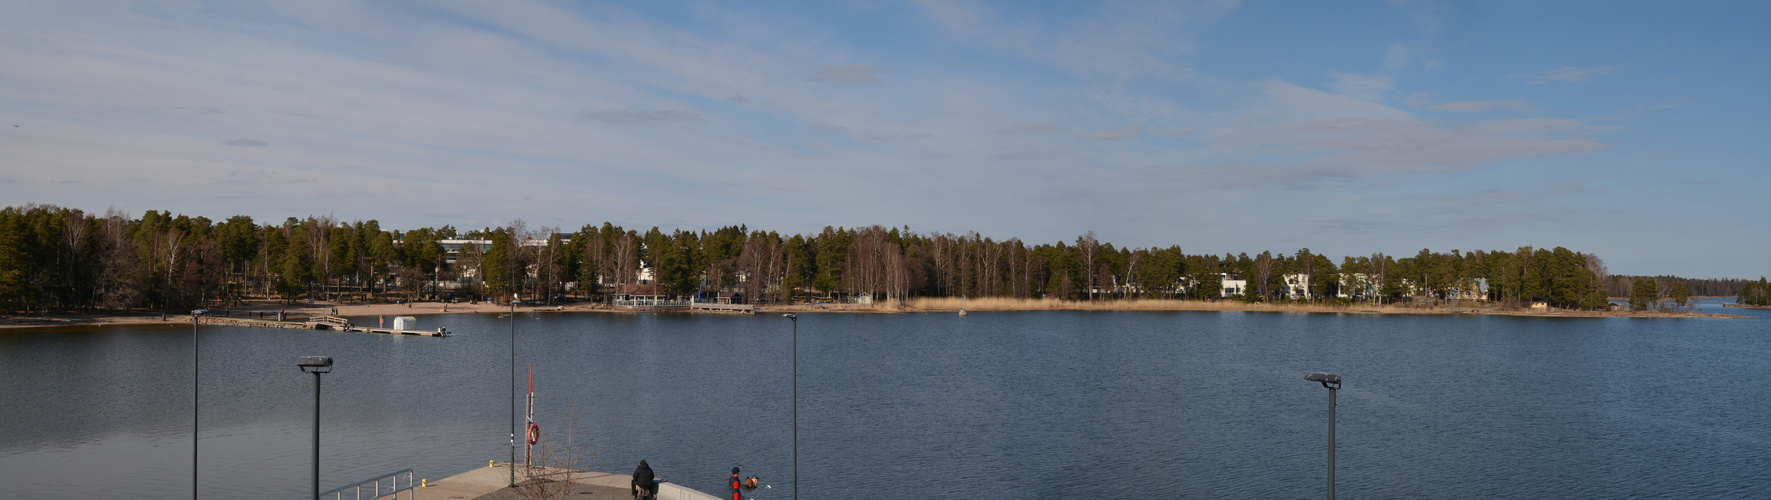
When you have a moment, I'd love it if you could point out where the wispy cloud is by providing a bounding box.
[1000,121,1065,134]
[1261,115,1602,174]
[8,0,1749,277]
[1429,100,1530,112]
[1146,127,1193,138]
[913,1,1237,81]
[806,64,881,86]
[1326,72,1394,102]
[1081,126,1141,140]
[1406,93,1530,112]
[1386,0,1449,35]
[1511,66,1618,84]
[578,109,704,126]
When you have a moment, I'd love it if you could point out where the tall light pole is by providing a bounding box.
[510,292,518,488]
[781,313,798,500]
[1304,372,1341,500]
[190,309,206,500]
[298,356,333,500]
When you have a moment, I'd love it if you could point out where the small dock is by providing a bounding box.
[198,315,448,337]
[689,302,754,314]
[308,315,448,336]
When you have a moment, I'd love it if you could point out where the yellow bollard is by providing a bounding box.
[422,479,428,488]
[490,459,496,468]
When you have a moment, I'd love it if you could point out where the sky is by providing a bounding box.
[0,1,1765,278]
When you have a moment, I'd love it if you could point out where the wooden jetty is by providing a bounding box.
[689,302,754,314]
[198,315,448,337]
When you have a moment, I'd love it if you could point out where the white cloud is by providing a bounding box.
[1510,66,1618,84]
[915,0,1239,81]
[0,1,1658,262]
[1326,72,1394,102]
[806,64,882,86]
[578,109,705,126]
[1383,43,1423,72]
[1000,121,1065,134]
[1386,0,1448,35]
[1428,100,1529,113]
[1260,80,1411,122]
[1406,93,1530,113]
[1081,126,1141,140]
[1268,115,1601,173]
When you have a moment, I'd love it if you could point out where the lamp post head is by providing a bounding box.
[191,309,208,317]
[782,313,797,321]
[1304,372,1341,389]
[298,356,334,374]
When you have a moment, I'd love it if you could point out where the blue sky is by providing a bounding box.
[1,1,1765,278]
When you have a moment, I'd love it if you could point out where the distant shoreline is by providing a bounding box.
[761,297,1743,319]
[1722,303,1771,310]
[1,297,1742,330]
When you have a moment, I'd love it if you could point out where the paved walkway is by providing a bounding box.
[417,462,720,500]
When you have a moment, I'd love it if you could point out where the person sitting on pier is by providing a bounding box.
[632,460,658,499]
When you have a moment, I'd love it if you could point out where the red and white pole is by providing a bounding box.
[524,361,531,475]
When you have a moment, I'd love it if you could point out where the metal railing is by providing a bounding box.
[316,469,414,500]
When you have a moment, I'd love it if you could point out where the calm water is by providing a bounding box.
[3,299,1768,498]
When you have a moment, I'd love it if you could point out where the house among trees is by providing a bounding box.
[1221,273,1247,298]
[1282,273,1312,300]
[613,283,679,308]
[1337,273,1379,300]
[693,290,745,304]
[1443,278,1489,300]
[0,203,1690,315]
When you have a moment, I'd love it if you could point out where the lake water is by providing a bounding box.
[3,299,1768,498]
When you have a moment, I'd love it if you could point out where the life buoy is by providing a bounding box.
[526,423,540,445]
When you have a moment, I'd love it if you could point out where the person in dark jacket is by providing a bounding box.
[632,460,658,499]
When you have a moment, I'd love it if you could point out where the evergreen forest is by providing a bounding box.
[1,204,1749,314]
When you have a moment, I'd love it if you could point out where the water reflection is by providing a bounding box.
[1,310,1767,498]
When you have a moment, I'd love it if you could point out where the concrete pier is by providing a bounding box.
[419,462,720,499]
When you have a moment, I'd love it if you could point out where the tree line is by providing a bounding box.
[1737,278,1770,307]
[5,204,1737,314]
[1606,275,1756,298]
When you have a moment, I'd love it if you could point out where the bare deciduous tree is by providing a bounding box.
[514,404,593,500]
[1254,251,1275,302]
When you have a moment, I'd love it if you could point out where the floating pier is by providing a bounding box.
[197,315,448,337]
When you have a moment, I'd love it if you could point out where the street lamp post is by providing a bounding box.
[781,313,798,500]
[190,309,206,500]
[298,356,334,500]
[1304,372,1341,500]
[510,292,518,488]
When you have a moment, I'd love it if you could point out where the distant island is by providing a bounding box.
[1729,279,1771,308]
[0,204,1757,321]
